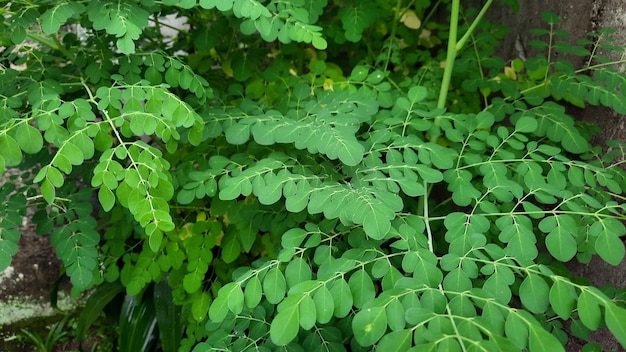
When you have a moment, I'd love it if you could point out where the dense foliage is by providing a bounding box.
[2,0,626,351]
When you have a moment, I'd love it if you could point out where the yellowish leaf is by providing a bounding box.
[400,10,421,29]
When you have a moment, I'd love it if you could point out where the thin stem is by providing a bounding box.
[437,0,460,109]
[383,0,404,72]
[423,180,434,254]
[455,0,493,52]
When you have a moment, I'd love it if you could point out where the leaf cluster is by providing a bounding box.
[1,1,626,352]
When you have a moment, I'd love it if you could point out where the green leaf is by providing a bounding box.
[264,267,286,304]
[515,116,538,133]
[352,306,387,346]
[285,258,312,288]
[528,324,565,352]
[545,226,577,262]
[227,284,244,315]
[221,233,241,263]
[578,290,602,330]
[41,2,85,34]
[519,274,550,314]
[0,134,23,166]
[362,209,392,240]
[349,270,375,308]
[281,228,308,248]
[225,123,251,145]
[118,294,157,352]
[605,304,626,348]
[244,276,263,308]
[407,86,428,103]
[549,280,577,319]
[41,179,56,204]
[154,277,183,352]
[313,286,334,324]
[299,295,317,330]
[330,278,353,318]
[98,186,115,212]
[191,292,211,322]
[505,312,528,349]
[76,281,124,342]
[15,123,44,154]
[208,295,229,322]
[595,230,626,266]
[270,304,299,345]
[376,329,412,351]
[385,298,406,331]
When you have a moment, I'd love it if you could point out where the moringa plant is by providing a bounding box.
[1,0,626,351]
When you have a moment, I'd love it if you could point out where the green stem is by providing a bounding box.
[437,0,494,109]
[26,32,71,58]
[383,0,404,72]
[455,0,493,52]
[436,0,460,109]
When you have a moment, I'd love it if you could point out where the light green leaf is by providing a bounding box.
[330,278,353,318]
[349,270,375,308]
[578,290,602,330]
[595,230,626,266]
[183,270,203,294]
[313,286,334,324]
[545,227,577,262]
[605,304,626,348]
[191,292,210,322]
[225,123,250,145]
[41,3,85,34]
[299,295,317,330]
[281,228,309,248]
[270,304,299,345]
[15,123,44,154]
[0,135,23,166]
[244,276,262,308]
[549,280,576,319]
[385,299,406,331]
[528,324,565,352]
[98,186,115,212]
[285,258,312,288]
[363,209,391,240]
[352,306,387,346]
[208,295,229,322]
[227,284,244,315]
[515,116,538,133]
[505,312,528,349]
[264,267,286,304]
[376,329,412,352]
[519,274,550,314]
[41,178,56,204]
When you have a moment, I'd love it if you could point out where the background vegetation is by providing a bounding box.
[1,0,626,350]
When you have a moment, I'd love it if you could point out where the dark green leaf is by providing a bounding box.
[76,281,124,342]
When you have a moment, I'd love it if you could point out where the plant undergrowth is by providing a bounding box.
[1,0,626,351]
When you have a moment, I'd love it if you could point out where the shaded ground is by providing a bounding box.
[0,209,79,351]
